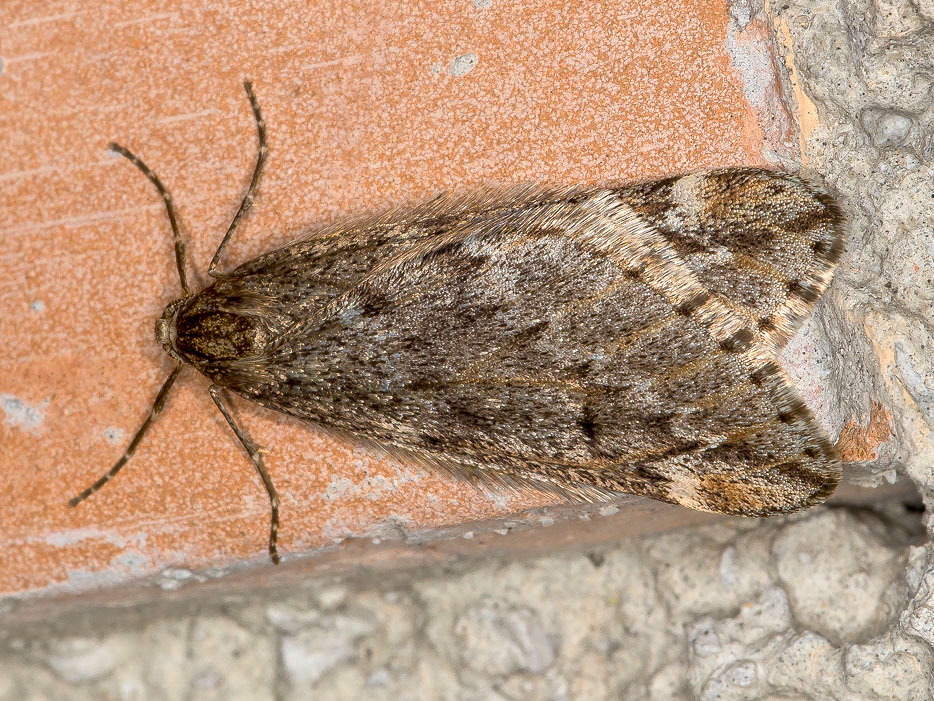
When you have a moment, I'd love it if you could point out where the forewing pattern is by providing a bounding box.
[213,168,845,516]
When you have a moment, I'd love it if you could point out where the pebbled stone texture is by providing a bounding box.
[0,0,933,698]
[0,506,925,699]
[763,0,934,695]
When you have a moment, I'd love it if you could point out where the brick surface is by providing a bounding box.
[0,0,776,594]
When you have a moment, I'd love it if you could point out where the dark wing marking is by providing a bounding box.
[618,168,845,352]
[205,185,597,334]
[217,170,844,515]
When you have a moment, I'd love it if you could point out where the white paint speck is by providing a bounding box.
[449,53,478,76]
[30,300,45,313]
[429,62,441,75]
[103,426,126,445]
[1,394,48,431]
[323,468,421,501]
[45,526,147,549]
[163,567,194,581]
[471,0,492,8]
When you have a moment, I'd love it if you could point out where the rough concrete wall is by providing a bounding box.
[754,0,934,695]
[2,0,934,698]
[0,505,925,699]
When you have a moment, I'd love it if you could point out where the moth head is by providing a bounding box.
[156,292,272,367]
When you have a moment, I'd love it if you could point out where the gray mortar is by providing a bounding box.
[0,506,924,699]
[2,0,933,698]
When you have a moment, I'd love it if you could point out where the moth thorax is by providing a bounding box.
[156,296,271,364]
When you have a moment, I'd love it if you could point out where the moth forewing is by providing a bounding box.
[71,82,845,565]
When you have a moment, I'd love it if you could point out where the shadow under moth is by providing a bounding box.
[70,82,846,564]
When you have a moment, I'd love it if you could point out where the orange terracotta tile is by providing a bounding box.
[1,0,778,595]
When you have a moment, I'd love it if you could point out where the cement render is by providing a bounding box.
[2,0,934,697]
[0,505,925,700]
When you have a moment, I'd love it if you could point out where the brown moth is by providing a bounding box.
[70,82,846,564]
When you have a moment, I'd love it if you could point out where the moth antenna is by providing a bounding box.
[209,385,281,565]
[107,142,191,296]
[69,364,184,507]
[208,80,268,277]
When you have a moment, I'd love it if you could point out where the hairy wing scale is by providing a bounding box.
[220,169,844,515]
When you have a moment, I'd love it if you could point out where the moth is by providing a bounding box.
[71,82,846,564]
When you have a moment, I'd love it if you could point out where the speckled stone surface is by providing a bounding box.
[1,0,782,593]
[3,0,934,697]
[0,505,926,700]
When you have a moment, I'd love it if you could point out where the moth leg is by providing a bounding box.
[208,81,268,277]
[208,385,281,565]
[108,144,191,295]
[69,364,184,506]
